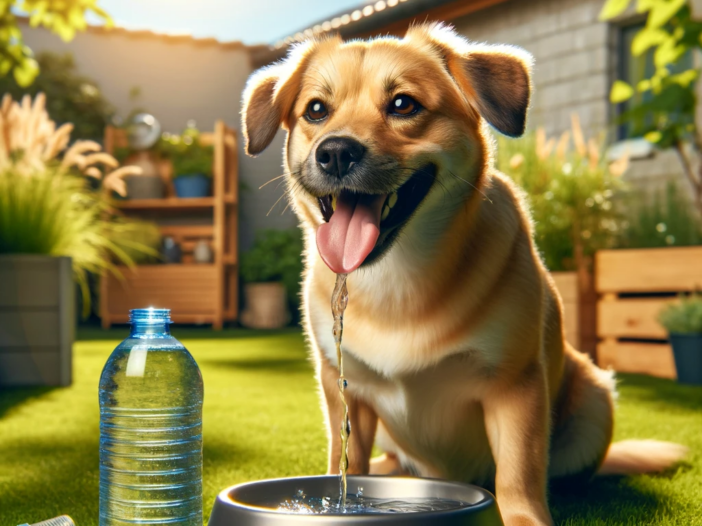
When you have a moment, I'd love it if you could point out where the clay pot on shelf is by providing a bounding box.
[173,174,210,198]
[162,237,182,264]
[125,151,165,200]
[193,240,212,264]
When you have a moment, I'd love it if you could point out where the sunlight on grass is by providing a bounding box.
[0,329,700,525]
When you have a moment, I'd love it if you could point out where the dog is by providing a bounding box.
[241,23,687,526]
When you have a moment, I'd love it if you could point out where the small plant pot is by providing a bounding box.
[241,282,290,329]
[173,173,210,198]
[670,333,702,385]
[125,174,165,200]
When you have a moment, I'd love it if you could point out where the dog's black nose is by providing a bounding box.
[315,137,365,178]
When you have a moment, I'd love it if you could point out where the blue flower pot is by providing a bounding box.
[670,333,702,385]
[173,173,210,198]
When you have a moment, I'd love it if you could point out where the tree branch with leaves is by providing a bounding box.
[601,0,702,215]
[0,0,112,87]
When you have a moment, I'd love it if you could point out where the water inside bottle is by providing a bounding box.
[99,309,203,526]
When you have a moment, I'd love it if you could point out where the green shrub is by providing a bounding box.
[241,228,304,301]
[158,125,213,178]
[659,294,702,335]
[619,181,702,248]
[0,52,114,141]
[497,116,627,271]
[0,167,158,311]
[0,93,158,315]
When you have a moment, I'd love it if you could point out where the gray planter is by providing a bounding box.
[670,333,702,386]
[0,255,74,387]
[125,174,165,200]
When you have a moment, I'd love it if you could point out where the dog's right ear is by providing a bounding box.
[241,41,316,156]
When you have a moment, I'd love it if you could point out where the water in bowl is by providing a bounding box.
[278,489,468,515]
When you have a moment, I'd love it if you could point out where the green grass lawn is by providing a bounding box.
[0,327,700,525]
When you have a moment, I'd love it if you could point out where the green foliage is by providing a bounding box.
[619,181,702,248]
[603,0,702,216]
[659,293,702,334]
[0,52,114,140]
[497,123,626,271]
[602,0,700,149]
[0,166,158,313]
[241,228,304,302]
[0,0,112,87]
[157,125,213,178]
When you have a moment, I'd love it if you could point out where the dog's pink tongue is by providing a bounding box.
[317,192,385,273]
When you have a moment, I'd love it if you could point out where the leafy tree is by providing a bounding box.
[0,52,113,140]
[0,0,111,87]
[601,0,702,215]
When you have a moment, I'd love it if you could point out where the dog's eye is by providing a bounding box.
[306,100,328,122]
[389,94,420,116]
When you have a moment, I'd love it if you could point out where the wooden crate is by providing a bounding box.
[551,271,597,357]
[596,247,702,379]
[0,256,73,387]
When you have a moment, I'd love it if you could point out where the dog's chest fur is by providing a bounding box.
[305,266,506,482]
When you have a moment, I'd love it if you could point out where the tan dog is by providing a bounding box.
[241,23,686,526]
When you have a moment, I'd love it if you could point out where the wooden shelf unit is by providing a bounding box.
[100,120,238,329]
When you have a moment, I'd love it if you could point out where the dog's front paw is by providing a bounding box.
[502,512,553,526]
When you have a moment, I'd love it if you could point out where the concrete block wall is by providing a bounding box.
[453,0,610,138]
[452,0,692,196]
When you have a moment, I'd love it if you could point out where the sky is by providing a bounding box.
[88,0,366,45]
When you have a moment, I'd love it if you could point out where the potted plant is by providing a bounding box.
[159,124,213,198]
[0,93,156,387]
[659,294,702,385]
[240,229,303,329]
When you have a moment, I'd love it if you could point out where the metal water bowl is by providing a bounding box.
[208,475,503,525]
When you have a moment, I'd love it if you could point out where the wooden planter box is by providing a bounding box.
[595,246,702,379]
[0,256,74,387]
[551,271,597,357]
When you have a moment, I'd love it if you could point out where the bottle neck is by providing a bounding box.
[130,321,171,337]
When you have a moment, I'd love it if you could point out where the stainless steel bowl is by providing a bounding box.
[208,475,503,525]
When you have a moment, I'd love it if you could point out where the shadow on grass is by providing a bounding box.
[616,373,702,413]
[0,386,57,419]
[201,357,312,373]
[0,435,100,525]
[550,475,676,525]
[76,324,302,342]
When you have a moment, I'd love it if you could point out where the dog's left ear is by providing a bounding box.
[459,48,532,137]
[411,24,533,137]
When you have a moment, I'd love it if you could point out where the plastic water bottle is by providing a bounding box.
[99,309,203,525]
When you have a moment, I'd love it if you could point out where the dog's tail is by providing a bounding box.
[598,440,688,476]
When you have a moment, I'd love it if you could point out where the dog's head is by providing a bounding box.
[242,23,532,274]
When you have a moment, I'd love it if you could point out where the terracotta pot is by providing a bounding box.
[241,282,290,329]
